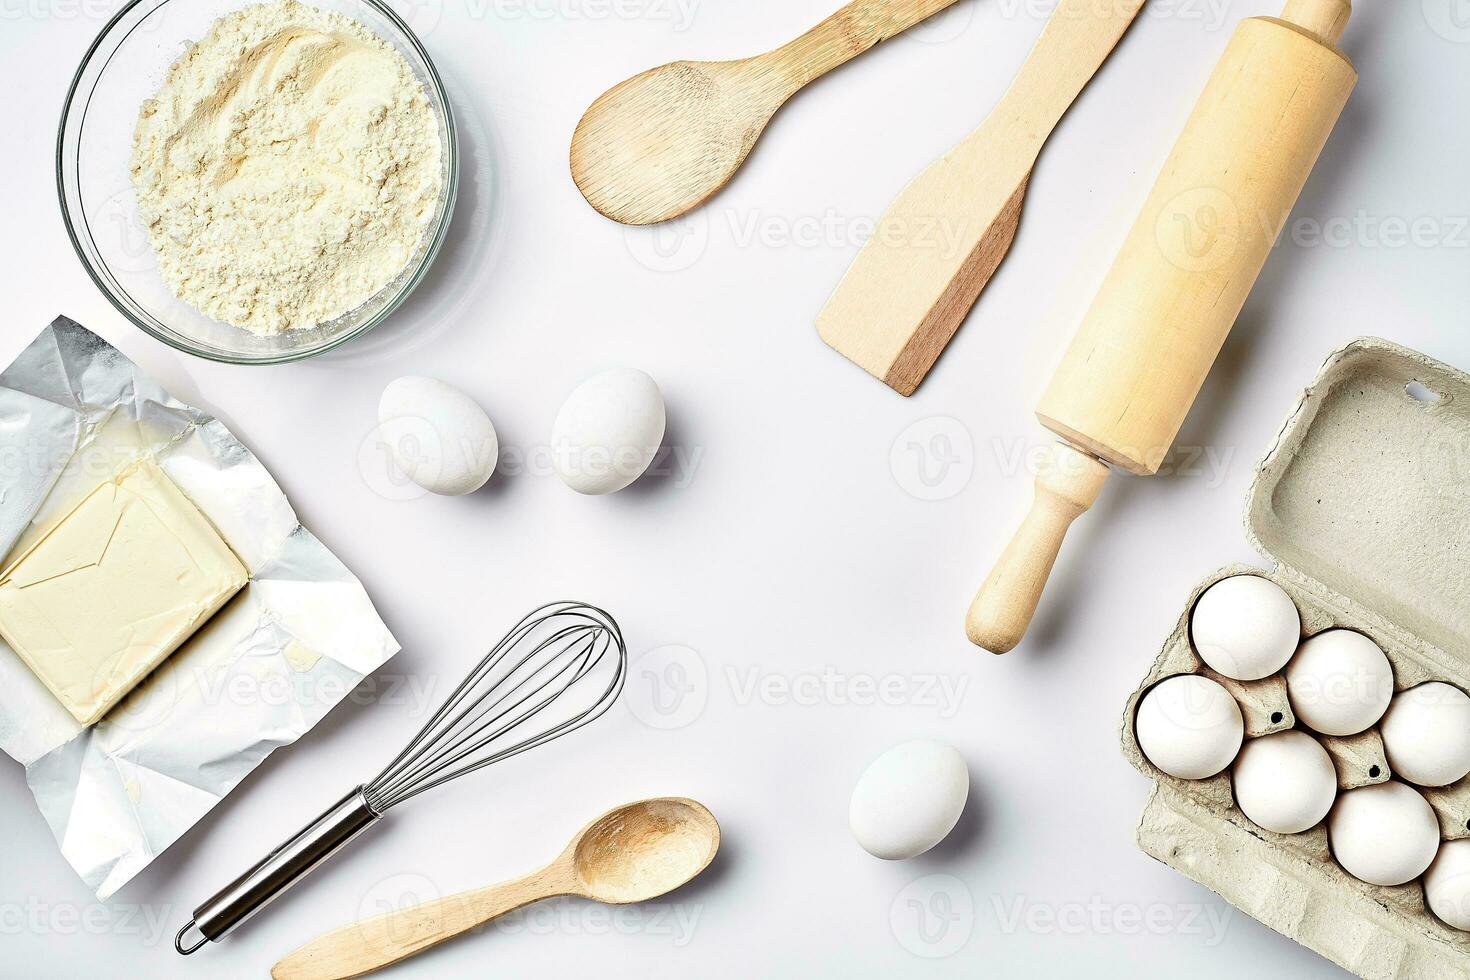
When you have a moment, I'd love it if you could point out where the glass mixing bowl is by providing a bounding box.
[57,0,458,364]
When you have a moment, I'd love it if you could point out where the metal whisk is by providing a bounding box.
[175,601,627,954]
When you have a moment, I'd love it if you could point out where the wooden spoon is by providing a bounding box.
[571,0,962,225]
[271,798,720,980]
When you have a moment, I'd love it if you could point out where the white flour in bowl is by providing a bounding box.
[131,0,443,336]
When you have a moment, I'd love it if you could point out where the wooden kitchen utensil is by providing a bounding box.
[966,0,1357,654]
[816,0,1146,396]
[271,798,720,980]
[571,0,961,226]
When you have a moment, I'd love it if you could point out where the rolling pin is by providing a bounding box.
[966,0,1357,654]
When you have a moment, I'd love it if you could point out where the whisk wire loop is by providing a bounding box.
[365,601,626,811]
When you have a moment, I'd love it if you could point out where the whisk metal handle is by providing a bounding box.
[175,787,382,954]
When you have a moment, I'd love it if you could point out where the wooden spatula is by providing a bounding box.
[816,0,1146,396]
[571,0,962,226]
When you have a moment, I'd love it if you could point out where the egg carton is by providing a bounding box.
[1120,337,1470,979]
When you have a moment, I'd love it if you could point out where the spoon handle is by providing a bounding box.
[768,0,962,90]
[270,871,567,980]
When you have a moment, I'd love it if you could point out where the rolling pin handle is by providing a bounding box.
[1281,0,1351,44]
[966,443,1110,654]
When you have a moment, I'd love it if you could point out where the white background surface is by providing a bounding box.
[2,0,1468,976]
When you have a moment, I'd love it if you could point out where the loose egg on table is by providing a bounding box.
[1425,839,1470,932]
[1285,630,1395,737]
[551,368,666,495]
[1380,681,1470,788]
[378,377,499,496]
[1327,781,1440,887]
[1231,730,1338,835]
[1135,674,1244,781]
[1190,575,1302,681]
[849,740,969,860]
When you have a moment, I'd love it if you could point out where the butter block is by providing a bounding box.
[0,460,248,725]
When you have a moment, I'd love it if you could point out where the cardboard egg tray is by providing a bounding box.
[1120,338,1470,979]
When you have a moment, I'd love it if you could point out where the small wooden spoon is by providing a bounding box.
[571,0,962,225]
[271,798,720,980]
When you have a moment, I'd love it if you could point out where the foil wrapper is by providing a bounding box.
[0,317,399,898]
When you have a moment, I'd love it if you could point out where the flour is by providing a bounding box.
[131,0,443,336]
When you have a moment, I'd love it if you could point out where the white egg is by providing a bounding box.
[849,740,969,860]
[551,369,666,495]
[1190,575,1301,680]
[1328,781,1440,886]
[1380,682,1470,788]
[1135,674,1244,781]
[1425,839,1470,931]
[378,377,498,496]
[1285,630,1395,737]
[1231,731,1337,835]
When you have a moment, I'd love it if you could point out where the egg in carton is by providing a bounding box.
[1120,338,1470,979]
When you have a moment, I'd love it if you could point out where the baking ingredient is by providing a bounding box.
[1425,840,1470,932]
[0,459,248,725]
[130,0,442,335]
[271,798,719,978]
[1379,682,1470,788]
[551,369,665,495]
[1231,731,1337,835]
[572,0,963,226]
[849,740,968,860]
[1327,781,1440,887]
[1286,630,1395,737]
[1135,674,1244,780]
[379,377,498,496]
[1190,575,1301,680]
[964,2,1357,654]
